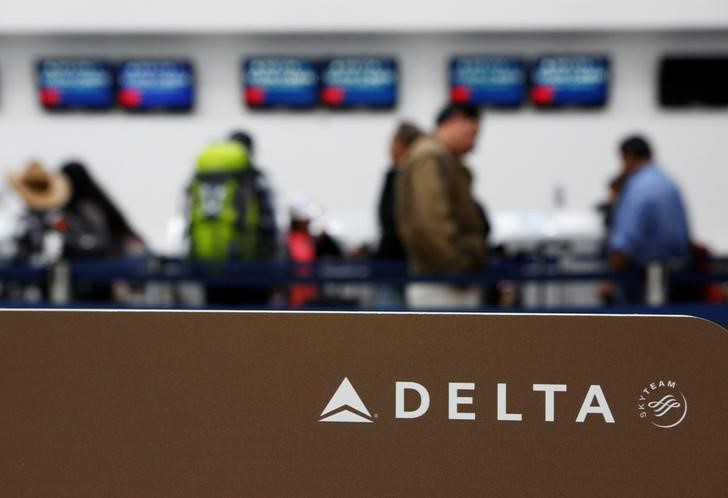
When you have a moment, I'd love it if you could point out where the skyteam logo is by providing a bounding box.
[638,380,688,429]
[319,377,375,423]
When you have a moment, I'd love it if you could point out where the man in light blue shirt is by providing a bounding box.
[607,136,691,302]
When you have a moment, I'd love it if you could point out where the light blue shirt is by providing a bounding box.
[609,164,690,268]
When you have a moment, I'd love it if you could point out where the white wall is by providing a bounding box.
[1,32,727,253]
[1,0,727,32]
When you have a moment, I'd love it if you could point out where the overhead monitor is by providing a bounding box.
[530,56,609,108]
[243,58,318,109]
[659,56,728,107]
[37,59,114,111]
[319,57,398,109]
[450,56,526,108]
[117,60,195,112]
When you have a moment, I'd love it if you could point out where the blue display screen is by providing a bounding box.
[37,59,114,110]
[117,60,195,111]
[243,58,318,109]
[320,58,398,109]
[530,56,609,107]
[450,57,526,107]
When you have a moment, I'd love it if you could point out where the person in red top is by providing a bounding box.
[286,198,318,307]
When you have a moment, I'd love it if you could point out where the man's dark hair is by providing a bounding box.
[620,135,652,160]
[229,130,254,155]
[435,103,480,127]
[394,122,423,148]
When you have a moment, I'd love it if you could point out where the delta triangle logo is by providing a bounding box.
[319,377,374,423]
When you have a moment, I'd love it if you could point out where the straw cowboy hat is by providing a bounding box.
[8,161,71,211]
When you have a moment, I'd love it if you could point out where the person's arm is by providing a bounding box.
[378,171,394,231]
[407,157,473,273]
[252,169,278,258]
[608,188,651,270]
[376,170,400,257]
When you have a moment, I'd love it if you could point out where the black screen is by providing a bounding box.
[659,56,728,107]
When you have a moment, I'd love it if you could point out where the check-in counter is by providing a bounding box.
[0,310,725,496]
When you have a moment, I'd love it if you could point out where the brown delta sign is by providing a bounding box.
[0,310,725,496]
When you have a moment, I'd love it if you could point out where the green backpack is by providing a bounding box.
[188,142,261,262]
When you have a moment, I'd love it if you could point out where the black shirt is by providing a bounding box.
[376,167,406,260]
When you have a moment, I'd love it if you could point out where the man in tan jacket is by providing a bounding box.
[395,103,487,309]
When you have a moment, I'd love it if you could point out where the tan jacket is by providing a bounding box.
[395,136,486,274]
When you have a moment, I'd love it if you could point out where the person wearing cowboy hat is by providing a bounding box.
[9,160,145,301]
[7,161,72,267]
[8,160,71,213]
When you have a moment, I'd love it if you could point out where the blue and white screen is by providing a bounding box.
[117,60,195,111]
[450,57,526,107]
[530,56,609,107]
[243,58,318,109]
[320,58,398,109]
[37,59,114,110]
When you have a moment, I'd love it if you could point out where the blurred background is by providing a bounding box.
[0,0,727,319]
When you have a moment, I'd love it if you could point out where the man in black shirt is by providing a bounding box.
[376,122,423,260]
[373,122,423,307]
